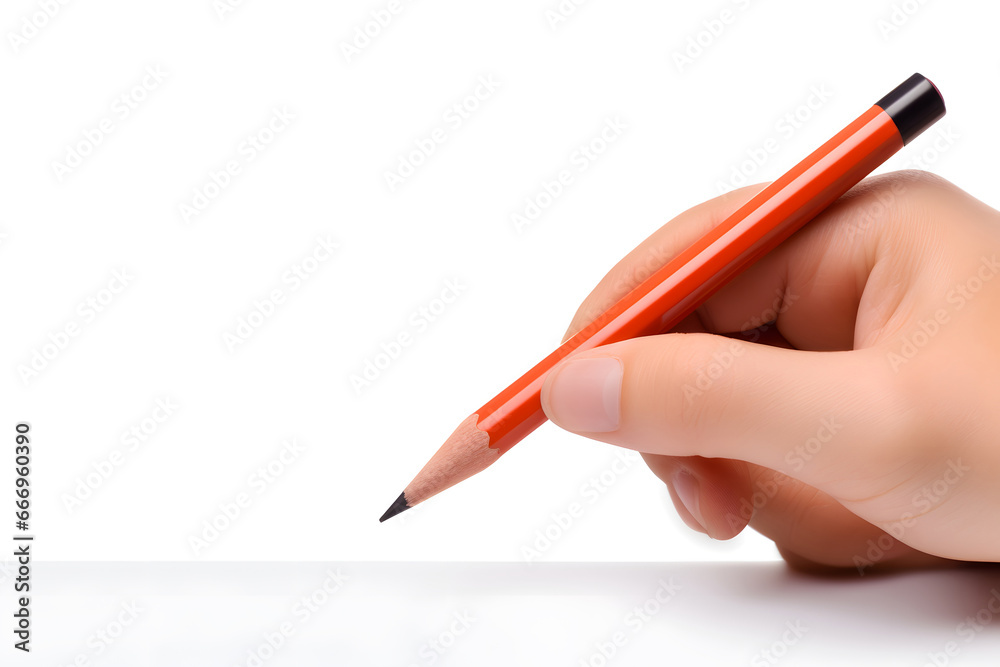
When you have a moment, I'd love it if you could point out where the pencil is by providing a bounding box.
[380,73,946,522]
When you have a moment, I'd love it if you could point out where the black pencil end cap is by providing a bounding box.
[379,492,411,523]
[875,73,946,145]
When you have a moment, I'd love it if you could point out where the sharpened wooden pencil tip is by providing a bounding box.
[379,492,410,523]
[397,413,500,511]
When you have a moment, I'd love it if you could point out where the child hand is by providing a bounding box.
[541,171,1000,572]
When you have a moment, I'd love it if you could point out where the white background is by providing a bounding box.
[0,0,996,568]
[5,1,1000,664]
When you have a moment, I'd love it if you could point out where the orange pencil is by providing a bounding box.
[380,73,946,522]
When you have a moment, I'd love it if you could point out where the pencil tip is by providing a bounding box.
[379,492,410,523]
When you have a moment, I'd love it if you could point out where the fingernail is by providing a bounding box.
[671,468,707,534]
[545,357,622,433]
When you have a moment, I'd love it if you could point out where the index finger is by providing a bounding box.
[562,183,767,343]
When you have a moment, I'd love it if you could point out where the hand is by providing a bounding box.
[540,170,1000,573]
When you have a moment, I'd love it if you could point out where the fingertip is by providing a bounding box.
[701,467,753,540]
[666,470,709,536]
[657,457,753,540]
[667,467,710,535]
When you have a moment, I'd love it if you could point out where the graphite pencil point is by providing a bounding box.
[379,492,410,523]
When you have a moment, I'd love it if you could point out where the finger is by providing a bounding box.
[562,170,961,352]
[691,170,955,351]
[540,332,907,494]
[641,454,753,540]
[645,454,955,572]
[562,183,768,342]
[739,464,922,570]
[736,464,957,572]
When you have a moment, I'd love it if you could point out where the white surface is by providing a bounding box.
[4,562,1000,665]
[1,1,997,565]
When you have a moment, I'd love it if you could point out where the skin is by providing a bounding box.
[540,170,1000,573]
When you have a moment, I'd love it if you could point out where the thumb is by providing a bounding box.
[540,333,903,486]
